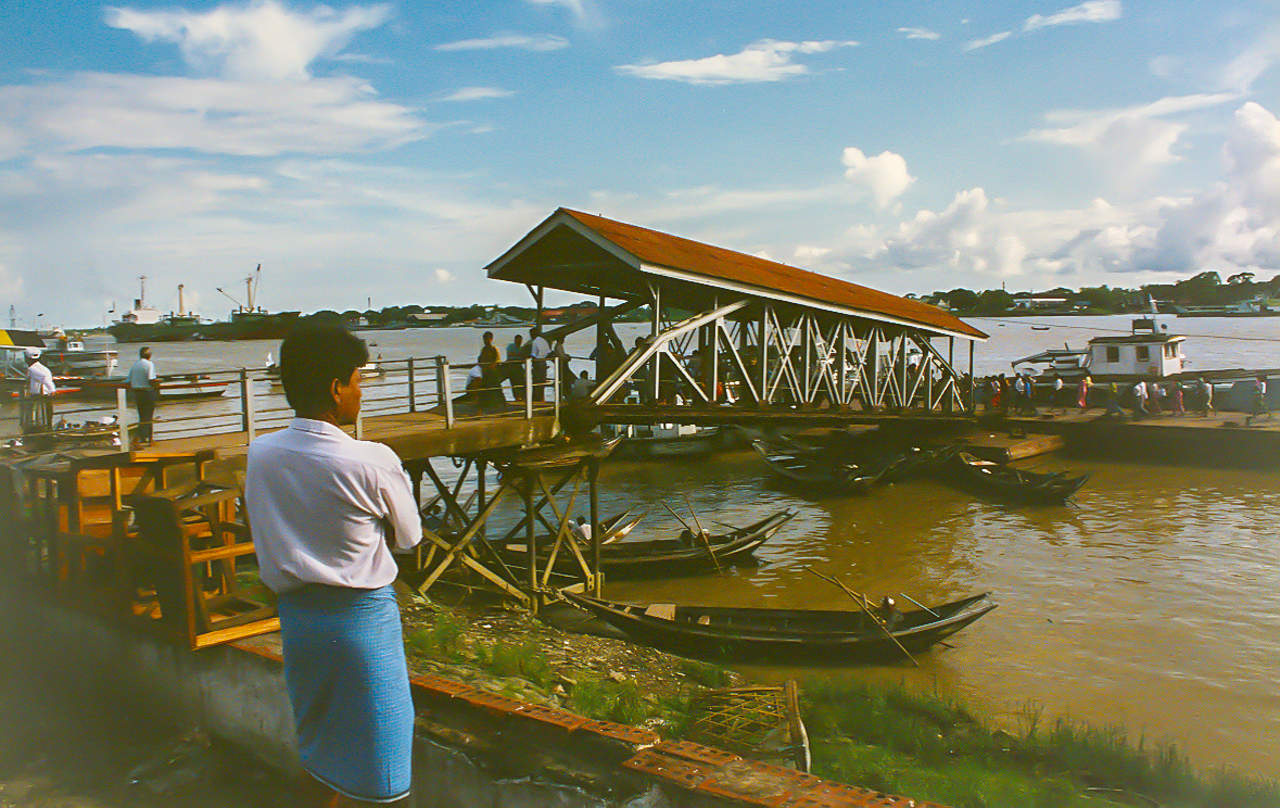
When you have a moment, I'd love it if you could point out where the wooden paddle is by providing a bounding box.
[661,499,721,572]
[806,568,919,668]
[682,493,722,572]
[898,592,939,618]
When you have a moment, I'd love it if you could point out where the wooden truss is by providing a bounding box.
[589,290,971,413]
[402,443,607,611]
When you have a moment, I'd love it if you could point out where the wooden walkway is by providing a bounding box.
[144,408,560,463]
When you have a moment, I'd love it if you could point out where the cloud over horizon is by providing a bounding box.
[616,39,859,85]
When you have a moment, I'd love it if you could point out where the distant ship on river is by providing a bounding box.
[108,268,300,343]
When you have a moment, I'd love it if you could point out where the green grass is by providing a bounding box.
[400,611,1278,808]
[801,677,1280,808]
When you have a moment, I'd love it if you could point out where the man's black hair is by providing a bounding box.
[279,325,368,415]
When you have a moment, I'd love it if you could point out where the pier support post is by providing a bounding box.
[524,360,533,420]
[239,370,257,442]
[408,357,416,413]
[116,388,131,452]
[441,362,454,428]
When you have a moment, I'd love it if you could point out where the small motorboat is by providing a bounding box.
[752,439,882,493]
[563,591,996,663]
[943,449,1089,505]
[496,510,796,579]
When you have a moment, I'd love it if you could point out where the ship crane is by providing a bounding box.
[216,264,263,314]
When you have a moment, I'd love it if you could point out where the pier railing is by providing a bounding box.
[5,356,562,451]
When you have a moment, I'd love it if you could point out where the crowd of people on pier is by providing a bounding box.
[971,371,1272,424]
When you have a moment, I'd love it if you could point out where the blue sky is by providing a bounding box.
[1,0,1277,327]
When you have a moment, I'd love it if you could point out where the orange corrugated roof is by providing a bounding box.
[559,209,986,340]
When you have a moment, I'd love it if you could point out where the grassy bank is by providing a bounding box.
[404,607,1278,808]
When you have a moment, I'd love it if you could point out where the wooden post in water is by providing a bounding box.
[407,357,416,413]
[116,388,131,452]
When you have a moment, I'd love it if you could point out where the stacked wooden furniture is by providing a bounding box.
[130,464,277,650]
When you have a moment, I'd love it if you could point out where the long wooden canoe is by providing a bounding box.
[564,591,995,663]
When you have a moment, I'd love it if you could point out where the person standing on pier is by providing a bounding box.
[21,348,55,437]
[1076,374,1091,411]
[126,347,160,445]
[1245,374,1270,427]
[1197,375,1214,417]
[505,333,525,399]
[528,326,551,402]
[245,325,422,808]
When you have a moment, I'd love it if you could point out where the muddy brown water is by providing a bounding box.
[5,315,1280,780]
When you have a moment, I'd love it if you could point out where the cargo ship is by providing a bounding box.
[108,269,300,343]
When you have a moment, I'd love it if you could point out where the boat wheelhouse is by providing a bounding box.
[1012,318,1187,381]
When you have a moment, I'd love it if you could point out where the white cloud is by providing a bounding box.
[0,73,429,159]
[616,39,858,85]
[434,269,455,284]
[1024,0,1122,32]
[964,32,1011,51]
[897,27,940,41]
[435,33,569,52]
[1020,93,1240,180]
[831,103,1280,288]
[841,147,914,209]
[437,87,514,102]
[105,0,392,82]
[520,0,603,30]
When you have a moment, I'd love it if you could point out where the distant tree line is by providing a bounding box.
[923,271,1280,314]
[298,302,651,328]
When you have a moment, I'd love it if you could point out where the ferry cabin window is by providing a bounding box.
[1106,346,1120,363]
[1136,346,1150,362]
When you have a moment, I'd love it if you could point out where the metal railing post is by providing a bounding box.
[116,388,132,452]
[553,356,561,429]
[240,369,257,442]
[356,408,364,439]
[408,357,416,413]
[524,359,533,419]
[434,356,445,411]
[442,361,454,428]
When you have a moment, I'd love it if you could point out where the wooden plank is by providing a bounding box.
[966,433,1065,463]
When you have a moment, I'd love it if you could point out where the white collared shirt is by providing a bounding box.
[127,358,156,390]
[245,418,423,593]
[27,362,55,396]
[529,336,551,360]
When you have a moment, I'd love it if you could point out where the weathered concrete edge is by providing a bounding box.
[11,592,942,808]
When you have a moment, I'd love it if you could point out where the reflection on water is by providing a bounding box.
[598,453,1280,779]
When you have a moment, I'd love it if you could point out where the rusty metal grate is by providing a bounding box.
[574,719,661,747]
[410,674,475,697]
[624,749,713,790]
[453,689,528,715]
[655,739,742,768]
[512,702,588,731]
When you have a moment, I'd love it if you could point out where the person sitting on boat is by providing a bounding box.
[572,516,592,542]
[876,596,902,630]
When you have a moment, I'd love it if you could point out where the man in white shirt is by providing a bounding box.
[126,347,160,444]
[528,326,552,402]
[24,348,55,396]
[245,326,422,807]
[21,348,55,437]
[1132,379,1148,418]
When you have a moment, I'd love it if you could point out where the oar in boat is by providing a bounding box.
[660,501,721,572]
[682,493,721,573]
[805,568,920,668]
[898,592,939,618]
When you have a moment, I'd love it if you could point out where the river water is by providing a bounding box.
[13,315,1280,780]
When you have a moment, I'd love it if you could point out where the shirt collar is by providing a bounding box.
[289,417,352,440]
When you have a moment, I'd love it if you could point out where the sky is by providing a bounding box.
[1,0,1278,328]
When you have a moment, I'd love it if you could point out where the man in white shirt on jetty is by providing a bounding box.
[245,325,423,807]
[22,348,55,437]
[126,346,160,445]
[528,326,552,402]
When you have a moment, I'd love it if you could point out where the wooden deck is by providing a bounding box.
[143,408,560,462]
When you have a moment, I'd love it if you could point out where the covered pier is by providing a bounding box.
[488,208,987,416]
